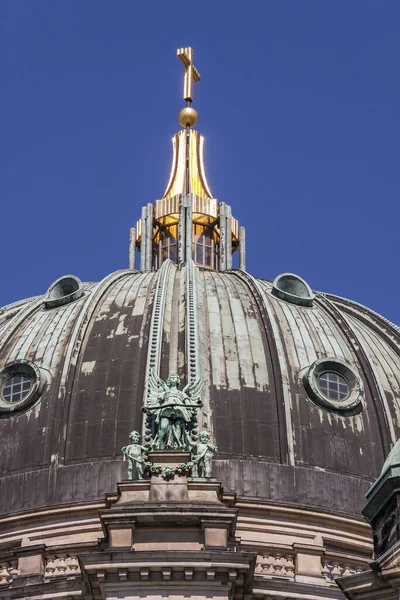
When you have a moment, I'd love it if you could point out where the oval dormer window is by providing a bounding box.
[0,360,46,415]
[303,358,363,416]
[44,275,84,309]
[271,273,314,307]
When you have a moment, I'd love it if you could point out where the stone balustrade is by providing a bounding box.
[255,552,295,578]
[0,562,18,585]
[322,558,367,582]
[44,552,80,577]
[3,547,372,587]
[255,550,370,583]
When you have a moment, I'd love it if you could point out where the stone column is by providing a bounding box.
[220,203,232,271]
[239,226,246,271]
[225,204,232,270]
[129,227,136,270]
[140,206,146,272]
[145,203,153,272]
[220,203,227,271]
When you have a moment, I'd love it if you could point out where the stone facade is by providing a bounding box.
[0,477,373,599]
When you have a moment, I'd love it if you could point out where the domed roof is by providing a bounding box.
[0,262,399,516]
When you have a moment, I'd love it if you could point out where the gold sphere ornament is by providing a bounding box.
[178,107,198,128]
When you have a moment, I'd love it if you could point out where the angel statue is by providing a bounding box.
[191,430,218,478]
[143,370,203,451]
[121,431,147,480]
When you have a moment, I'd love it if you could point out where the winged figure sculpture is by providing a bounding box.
[144,369,203,450]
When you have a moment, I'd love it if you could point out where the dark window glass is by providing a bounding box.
[193,224,200,243]
[196,244,204,265]
[159,225,179,265]
[192,224,215,268]
[205,246,212,267]
[2,374,32,404]
[318,371,349,401]
[159,223,217,268]
[169,245,177,264]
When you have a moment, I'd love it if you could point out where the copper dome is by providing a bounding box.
[0,262,398,517]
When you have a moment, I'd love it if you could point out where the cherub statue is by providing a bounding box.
[143,370,203,451]
[121,431,147,480]
[191,430,218,478]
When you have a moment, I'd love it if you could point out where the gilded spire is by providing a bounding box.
[160,46,212,201]
[135,46,242,272]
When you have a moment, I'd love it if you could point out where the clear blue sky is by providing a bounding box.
[1,1,399,323]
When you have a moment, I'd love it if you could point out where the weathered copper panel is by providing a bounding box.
[213,460,370,513]
[200,271,281,462]
[65,273,156,462]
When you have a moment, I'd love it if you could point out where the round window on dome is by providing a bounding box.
[304,358,363,416]
[0,361,46,415]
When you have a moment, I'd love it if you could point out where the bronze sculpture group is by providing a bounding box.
[121,371,217,480]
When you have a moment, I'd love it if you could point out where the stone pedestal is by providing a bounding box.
[293,543,326,584]
[80,451,255,600]
[15,544,45,577]
[101,450,236,552]
[148,451,191,502]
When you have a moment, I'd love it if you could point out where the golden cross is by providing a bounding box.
[177,46,200,103]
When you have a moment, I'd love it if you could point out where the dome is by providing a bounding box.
[1,46,397,600]
[1,261,398,516]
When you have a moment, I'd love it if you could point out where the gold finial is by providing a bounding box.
[177,46,199,128]
[178,106,198,128]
